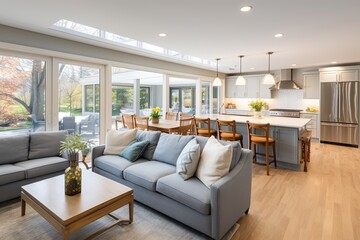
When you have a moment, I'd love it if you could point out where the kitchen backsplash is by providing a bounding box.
[225,90,319,110]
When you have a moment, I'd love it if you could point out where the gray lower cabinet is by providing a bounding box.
[272,127,300,165]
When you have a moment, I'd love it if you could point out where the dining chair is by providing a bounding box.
[180,112,195,134]
[246,120,277,176]
[121,113,135,129]
[134,116,149,131]
[216,119,243,147]
[177,117,194,135]
[165,112,178,121]
[194,117,217,138]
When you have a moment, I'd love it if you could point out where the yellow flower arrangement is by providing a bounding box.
[149,107,162,120]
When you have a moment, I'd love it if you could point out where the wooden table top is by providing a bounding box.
[148,119,180,132]
[21,171,133,225]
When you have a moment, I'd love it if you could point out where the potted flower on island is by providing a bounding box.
[149,107,162,123]
[60,134,93,196]
[249,99,267,118]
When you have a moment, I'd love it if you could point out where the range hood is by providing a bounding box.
[270,69,302,90]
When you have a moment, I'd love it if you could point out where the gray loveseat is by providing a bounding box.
[0,131,69,203]
[92,130,252,240]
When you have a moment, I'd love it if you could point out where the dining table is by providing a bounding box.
[148,119,180,133]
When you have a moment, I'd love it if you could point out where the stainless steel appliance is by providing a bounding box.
[269,109,302,118]
[320,81,359,146]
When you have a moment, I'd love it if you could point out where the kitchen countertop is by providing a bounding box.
[196,114,311,128]
[300,111,320,115]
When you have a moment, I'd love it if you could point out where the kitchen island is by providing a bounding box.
[196,114,311,171]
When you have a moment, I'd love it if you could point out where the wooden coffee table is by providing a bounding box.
[21,171,133,240]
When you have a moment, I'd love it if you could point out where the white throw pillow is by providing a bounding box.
[103,129,137,155]
[176,139,201,180]
[196,136,233,188]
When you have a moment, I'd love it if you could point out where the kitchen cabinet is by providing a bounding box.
[319,68,359,83]
[225,75,272,99]
[303,72,320,99]
[225,76,246,98]
[300,113,320,140]
[273,127,300,164]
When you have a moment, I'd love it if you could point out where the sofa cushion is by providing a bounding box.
[0,135,29,164]
[196,136,241,171]
[136,130,161,160]
[120,140,150,162]
[152,133,194,166]
[104,129,137,155]
[176,139,200,180]
[14,157,69,179]
[123,161,175,191]
[28,131,67,160]
[196,136,233,188]
[94,155,148,178]
[0,164,26,186]
[156,173,211,215]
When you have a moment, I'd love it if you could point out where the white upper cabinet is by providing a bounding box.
[303,72,320,99]
[225,75,272,99]
[319,66,359,83]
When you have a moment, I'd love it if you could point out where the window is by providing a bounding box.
[0,54,46,135]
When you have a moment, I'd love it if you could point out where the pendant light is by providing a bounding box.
[236,55,246,85]
[213,58,222,86]
[263,52,275,84]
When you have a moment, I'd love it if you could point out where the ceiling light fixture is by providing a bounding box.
[159,33,167,37]
[292,63,297,67]
[213,58,222,86]
[274,33,283,38]
[331,61,337,64]
[240,6,252,12]
[236,55,246,85]
[263,52,275,85]
[250,67,255,70]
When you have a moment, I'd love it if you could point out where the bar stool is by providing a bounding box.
[299,130,312,172]
[216,119,243,147]
[194,117,217,138]
[246,120,277,176]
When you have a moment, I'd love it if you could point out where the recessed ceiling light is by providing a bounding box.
[274,33,283,38]
[159,33,167,37]
[240,6,252,12]
[331,61,337,64]
[250,67,255,70]
[291,63,297,67]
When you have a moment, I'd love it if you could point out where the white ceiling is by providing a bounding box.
[1,0,360,74]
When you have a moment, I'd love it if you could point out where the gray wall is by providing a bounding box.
[0,24,224,78]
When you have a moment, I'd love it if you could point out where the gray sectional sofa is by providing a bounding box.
[0,131,69,202]
[92,130,252,240]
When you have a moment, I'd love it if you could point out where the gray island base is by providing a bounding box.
[198,114,311,171]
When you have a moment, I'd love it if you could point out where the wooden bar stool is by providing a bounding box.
[216,119,243,147]
[299,130,312,172]
[177,117,194,135]
[246,120,277,176]
[194,117,217,138]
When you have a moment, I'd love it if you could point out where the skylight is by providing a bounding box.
[51,19,217,68]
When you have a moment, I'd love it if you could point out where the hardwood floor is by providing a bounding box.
[233,142,360,240]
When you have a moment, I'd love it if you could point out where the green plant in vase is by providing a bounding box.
[60,134,93,196]
[249,99,267,118]
[149,107,162,123]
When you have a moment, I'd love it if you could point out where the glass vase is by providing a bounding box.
[65,158,82,196]
[253,110,262,119]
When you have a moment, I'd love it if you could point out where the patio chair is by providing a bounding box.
[79,114,98,136]
[62,117,76,135]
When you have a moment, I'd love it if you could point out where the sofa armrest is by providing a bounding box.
[210,149,253,240]
[91,145,105,171]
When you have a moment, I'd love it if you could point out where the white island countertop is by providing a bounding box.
[196,114,311,129]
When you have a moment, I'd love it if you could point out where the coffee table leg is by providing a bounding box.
[129,198,134,224]
[21,198,26,216]
[63,231,69,240]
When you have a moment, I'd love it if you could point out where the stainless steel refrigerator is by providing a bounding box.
[320,81,359,146]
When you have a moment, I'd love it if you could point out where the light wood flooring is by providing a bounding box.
[234,142,360,240]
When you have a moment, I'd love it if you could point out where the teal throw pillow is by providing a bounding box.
[176,138,201,180]
[120,140,150,162]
